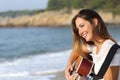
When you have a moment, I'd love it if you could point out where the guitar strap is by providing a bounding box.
[91,43,120,80]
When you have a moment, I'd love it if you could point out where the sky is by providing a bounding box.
[0,0,48,12]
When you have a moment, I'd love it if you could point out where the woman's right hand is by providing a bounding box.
[65,65,73,80]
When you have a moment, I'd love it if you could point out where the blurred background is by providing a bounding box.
[0,0,120,80]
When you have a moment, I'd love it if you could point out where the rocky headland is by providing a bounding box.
[0,9,120,27]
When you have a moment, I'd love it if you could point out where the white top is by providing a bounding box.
[90,39,120,80]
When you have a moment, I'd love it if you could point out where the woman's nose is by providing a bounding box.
[78,29,83,36]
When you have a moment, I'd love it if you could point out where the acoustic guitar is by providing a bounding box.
[70,57,94,80]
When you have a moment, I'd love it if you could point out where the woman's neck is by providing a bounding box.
[94,38,106,54]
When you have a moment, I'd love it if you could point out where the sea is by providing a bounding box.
[0,25,120,80]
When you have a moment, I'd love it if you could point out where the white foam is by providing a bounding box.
[0,49,71,78]
[0,71,29,77]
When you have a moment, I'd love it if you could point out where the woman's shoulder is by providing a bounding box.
[87,39,115,51]
[110,40,120,66]
[100,39,116,51]
[104,39,115,46]
[104,39,120,50]
[110,48,120,66]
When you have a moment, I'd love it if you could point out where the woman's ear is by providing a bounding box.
[93,18,98,27]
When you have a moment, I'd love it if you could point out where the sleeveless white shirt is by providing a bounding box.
[90,39,120,80]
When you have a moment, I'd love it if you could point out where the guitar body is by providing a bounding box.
[70,57,94,80]
[76,57,94,76]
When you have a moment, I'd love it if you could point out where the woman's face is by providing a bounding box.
[75,17,94,42]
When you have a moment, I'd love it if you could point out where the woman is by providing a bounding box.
[65,9,120,80]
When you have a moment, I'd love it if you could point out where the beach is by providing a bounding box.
[0,26,120,80]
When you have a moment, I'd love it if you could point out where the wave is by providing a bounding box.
[0,49,71,78]
[0,71,29,77]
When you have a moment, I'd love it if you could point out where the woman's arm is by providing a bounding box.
[104,66,119,80]
[65,50,79,80]
[66,50,79,67]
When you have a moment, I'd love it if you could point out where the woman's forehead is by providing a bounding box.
[75,17,89,25]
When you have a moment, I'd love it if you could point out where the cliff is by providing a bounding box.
[0,9,120,27]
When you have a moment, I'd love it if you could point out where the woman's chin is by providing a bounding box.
[85,38,91,42]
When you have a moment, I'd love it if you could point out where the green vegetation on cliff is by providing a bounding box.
[47,0,120,14]
[0,9,45,17]
[1,0,120,17]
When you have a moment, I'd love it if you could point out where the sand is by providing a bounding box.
[39,70,66,80]
[34,70,66,80]
[50,70,66,80]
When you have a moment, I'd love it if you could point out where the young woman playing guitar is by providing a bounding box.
[65,9,120,80]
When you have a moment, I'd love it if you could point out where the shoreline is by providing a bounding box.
[0,23,120,28]
[1,23,120,28]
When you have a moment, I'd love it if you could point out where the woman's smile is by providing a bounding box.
[81,32,87,39]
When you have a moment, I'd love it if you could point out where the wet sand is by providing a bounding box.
[35,70,66,80]
[51,70,66,80]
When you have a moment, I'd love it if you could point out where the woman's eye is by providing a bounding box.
[79,24,84,28]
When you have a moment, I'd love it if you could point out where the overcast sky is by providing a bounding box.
[0,0,48,12]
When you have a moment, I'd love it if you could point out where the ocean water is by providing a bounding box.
[0,25,120,80]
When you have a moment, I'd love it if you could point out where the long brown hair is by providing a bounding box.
[71,9,116,58]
